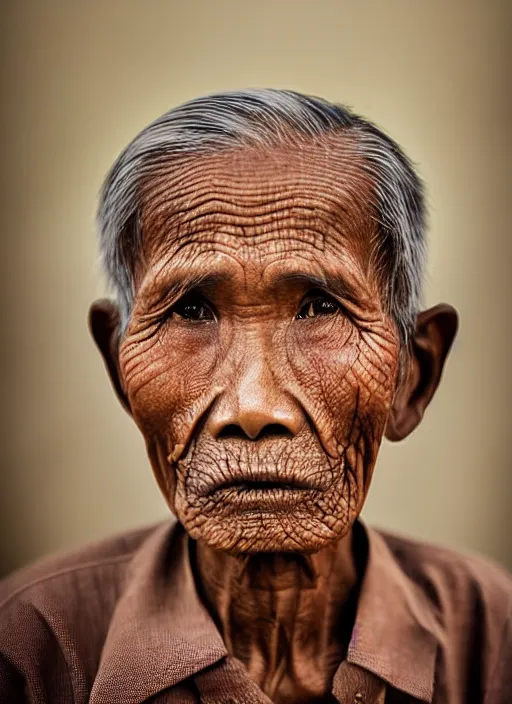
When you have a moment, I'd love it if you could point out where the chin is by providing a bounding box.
[175,500,356,554]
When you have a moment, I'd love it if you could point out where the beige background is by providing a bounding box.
[1,0,511,576]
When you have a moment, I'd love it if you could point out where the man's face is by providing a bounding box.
[118,138,400,553]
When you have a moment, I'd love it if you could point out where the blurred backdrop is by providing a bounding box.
[1,0,511,576]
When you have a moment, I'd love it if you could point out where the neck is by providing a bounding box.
[192,528,362,703]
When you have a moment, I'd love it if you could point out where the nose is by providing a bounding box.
[206,354,304,441]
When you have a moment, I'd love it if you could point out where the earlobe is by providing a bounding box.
[88,299,131,415]
[385,303,459,442]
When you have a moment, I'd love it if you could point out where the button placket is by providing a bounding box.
[194,657,273,704]
[332,660,386,704]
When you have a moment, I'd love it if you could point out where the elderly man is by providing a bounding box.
[1,90,511,704]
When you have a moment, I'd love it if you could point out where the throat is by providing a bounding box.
[191,530,361,701]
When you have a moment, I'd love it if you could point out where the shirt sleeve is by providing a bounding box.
[0,598,76,703]
[485,610,512,704]
[0,653,26,704]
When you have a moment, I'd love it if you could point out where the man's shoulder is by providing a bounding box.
[366,528,512,701]
[0,521,173,700]
[376,526,512,619]
[0,521,165,614]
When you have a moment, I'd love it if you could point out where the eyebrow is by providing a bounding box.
[144,270,231,309]
[146,266,361,308]
[274,271,361,305]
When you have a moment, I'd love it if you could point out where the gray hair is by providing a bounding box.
[97,89,426,344]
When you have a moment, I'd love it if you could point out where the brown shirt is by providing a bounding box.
[0,519,511,704]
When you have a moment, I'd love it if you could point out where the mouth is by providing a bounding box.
[206,475,318,496]
[183,433,339,503]
[205,478,317,511]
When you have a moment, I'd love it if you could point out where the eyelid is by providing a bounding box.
[301,288,338,301]
[299,289,342,308]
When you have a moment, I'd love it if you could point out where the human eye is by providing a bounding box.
[296,291,341,320]
[169,294,215,322]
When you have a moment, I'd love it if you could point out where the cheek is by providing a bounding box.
[119,325,219,443]
[286,320,398,448]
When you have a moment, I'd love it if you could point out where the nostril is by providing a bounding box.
[217,424,248,440]
[217,423,294,441]
[257,423,294,440]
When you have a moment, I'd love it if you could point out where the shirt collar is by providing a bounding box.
[342,523,441,702]
[90,521,228,704]
[90,519,441,704]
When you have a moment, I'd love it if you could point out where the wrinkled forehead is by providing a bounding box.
[136,133,378,282]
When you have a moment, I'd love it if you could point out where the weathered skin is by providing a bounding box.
[91,133,457,703]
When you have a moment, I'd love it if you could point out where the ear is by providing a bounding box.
[89,299,131,415]
[385,303,458,441]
